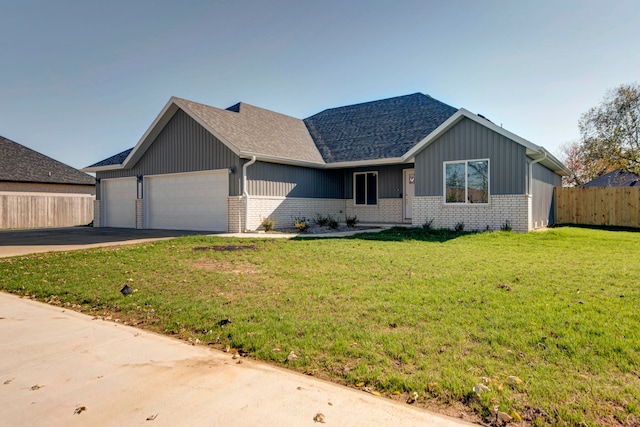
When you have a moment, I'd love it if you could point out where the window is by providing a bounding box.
[444,159,489,204]
[354,172,377,205]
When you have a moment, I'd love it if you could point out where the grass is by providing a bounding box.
[1,227,639,426]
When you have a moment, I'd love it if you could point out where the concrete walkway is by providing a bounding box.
[0,292,474,427]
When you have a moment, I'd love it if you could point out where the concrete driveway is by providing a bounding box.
[0,292,475,427]
[0,227,207,258]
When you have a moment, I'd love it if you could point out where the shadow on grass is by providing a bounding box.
[292,226,472,243]
[552,223,640,233]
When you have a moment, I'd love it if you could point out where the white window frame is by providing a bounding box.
[353,171,378,206]
[443,159,490,205]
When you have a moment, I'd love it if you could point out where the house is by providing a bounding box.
[1,135,95,229]
[83,93,570,233]
[582,169,640,187]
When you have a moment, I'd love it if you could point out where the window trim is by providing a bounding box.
[443,159,490,205]
[353,171,378,206]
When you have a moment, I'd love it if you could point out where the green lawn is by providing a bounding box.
[1,227,639,426]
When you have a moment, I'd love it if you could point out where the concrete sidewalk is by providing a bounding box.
[0,292,474,427]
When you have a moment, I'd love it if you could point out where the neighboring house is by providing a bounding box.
[581,169,640,187]
[83,93,570,233]
[1,135,95,229]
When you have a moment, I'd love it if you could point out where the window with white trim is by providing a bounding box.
[444,159,489,204]
[354,172,377,205]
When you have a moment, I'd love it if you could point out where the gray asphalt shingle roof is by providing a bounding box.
[86,148,133,168]
[303,93,458,163]
[582,169,640,187]
[0,135,95,185]
[87,93,458,168]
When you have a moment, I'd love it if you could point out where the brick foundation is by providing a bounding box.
[345,198,404,223]
[412,194,530,232]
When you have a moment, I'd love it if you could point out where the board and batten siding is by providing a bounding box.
[96,109,242,199]
[415,117,527,197]
[343,164,407,199]
[531,161,561,227]
[247,161,344,198]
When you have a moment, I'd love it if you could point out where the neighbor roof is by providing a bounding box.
[304,93,458,163]
[0,135,95,185]
[582,169,640,187]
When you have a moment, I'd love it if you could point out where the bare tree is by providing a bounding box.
[578,83,640,178]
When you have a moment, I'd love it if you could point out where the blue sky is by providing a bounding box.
[1,0,638,170]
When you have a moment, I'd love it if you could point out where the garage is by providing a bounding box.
[102,178,137,228]
[144,170,228,231]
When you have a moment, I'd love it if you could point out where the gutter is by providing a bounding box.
[242,156,257,233]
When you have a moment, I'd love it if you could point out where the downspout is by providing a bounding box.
[528,151,547,195]
[242,156,257,233]
[528,151,547,230]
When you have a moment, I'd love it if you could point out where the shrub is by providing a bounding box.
[327,217,339,229]
[294,216,309,232]
[500,220,512,232]
[314,214,329,227]
[422,219,434,230]
[454,222,465,233]
[261,217,276,232]
[346,216,358,228]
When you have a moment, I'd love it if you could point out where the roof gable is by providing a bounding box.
[0,135,95,185]
[303,93,458,163]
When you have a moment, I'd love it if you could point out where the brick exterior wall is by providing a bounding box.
[93,200,101,227]
[227,196,244,233]
[412,194,530,232]
[345,198,404,223]
[136,199,144,229]
[245,196,346,231]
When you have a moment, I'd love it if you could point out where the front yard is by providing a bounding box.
[1,227,639,426]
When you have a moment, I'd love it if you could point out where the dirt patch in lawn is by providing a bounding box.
[194,260,259,274]
[193,244,258,252]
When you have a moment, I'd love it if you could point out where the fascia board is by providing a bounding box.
[401,111,465,161]
[323,158,406,168]
[81,164,124,173]
[402,109,542,161]
[172,98,241,156]
[239,152,326,168]
[120,97,242,170]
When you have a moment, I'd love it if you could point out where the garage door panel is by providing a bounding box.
[146,171,228,232]
[103,178,137,228]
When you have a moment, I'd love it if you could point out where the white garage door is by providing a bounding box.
[102,178,137,228]
[145,170,228,231]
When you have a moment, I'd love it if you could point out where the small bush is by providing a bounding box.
[422,219,435,230]
[346,216,358,228]
[454,222,465,233]
[314,214,329,227]
[294,216,309,232]
[261,217,276,232]
[327,217,339,229]
[500,220,512,232]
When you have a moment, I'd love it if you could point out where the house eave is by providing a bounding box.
[81,164,124,173]
[239,152,326,168]
[324,157,406,169]
[402,108,570,176]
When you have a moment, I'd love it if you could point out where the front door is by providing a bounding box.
[403,169,415,220]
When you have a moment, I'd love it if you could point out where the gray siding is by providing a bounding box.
[247,161,344,198]
[96,110,241,199]
[343,164,407,199]
[532,162,562,226]
[415,118,527,197]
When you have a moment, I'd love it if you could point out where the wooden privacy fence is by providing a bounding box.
[0,192,94,229]
[554,186,640,228]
